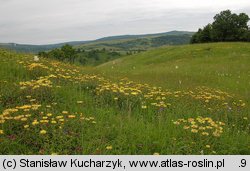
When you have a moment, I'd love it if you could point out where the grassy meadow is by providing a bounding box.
[0,42,249,154]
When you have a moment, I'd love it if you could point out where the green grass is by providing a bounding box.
[97,43,250,99]
[0,43,249,155]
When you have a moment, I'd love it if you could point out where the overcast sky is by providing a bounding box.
[0,0,250,45]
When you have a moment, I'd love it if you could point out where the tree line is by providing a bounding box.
[191,10,250,43]
[38,44,77,63]
[38,45,121,65]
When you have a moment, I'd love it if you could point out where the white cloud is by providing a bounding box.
[0,0,250,44]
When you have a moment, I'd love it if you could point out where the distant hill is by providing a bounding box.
[0,41,89,53]
[77,31,194,52]
[95,31,193,41]
[0,31,194,53]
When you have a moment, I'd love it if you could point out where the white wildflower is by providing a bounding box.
[34,56,39,62]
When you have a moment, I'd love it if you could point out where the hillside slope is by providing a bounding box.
[96,31,193,42]
[0,44,249,155]
[97,43,250,99]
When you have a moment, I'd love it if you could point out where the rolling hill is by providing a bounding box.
[96,42,250,99]
[0,42,249,154]
[0,41,89,53]
[76,31,194,52]
[95,31,193,41]
[0,31,194,53]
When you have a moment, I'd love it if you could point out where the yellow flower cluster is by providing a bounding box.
[0,104,41,123]
[95,77,240,111]
[0,101,96,136]
[18,56,245,116]
[173,116,225,137]
[19,75,56,90]
[26,63,48,70]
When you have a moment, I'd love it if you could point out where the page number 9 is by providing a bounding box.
[240,159,246,167]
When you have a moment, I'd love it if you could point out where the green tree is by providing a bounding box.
[211,10,249,41]
[48,49,65,60]
[199,24,212,42]
[61,44,76,63]
[191,10,250,43]
[78,56,88,65]
[190,29,203,43]
[38,51,48,58]
[244,31,250,41]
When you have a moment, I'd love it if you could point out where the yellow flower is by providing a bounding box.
[131,92,138,95]
[205,145,211,148]
[106,146,112,150]
[59,119,64,122]
[51,153,58,155]
[153,153,160,155]
[51,120,57,124]
[16,105,31,109]
[191,125,198,129]
[47,113,52,117]
[62,111,68,114]
[191,129,198,133]
[56,116,63,119]
[183,126,190,130]
[77,101,83,104]
[173,121,180,125]
[40,130,47,135]
[32,120,39,125]
[68,115,76,118]
[40,120,49,123]
[188,118,195,122]
[24,125,29,129]
[199,126,206,130]
[212,131,221,137]
[141,105,147,109]
[21,118,27,121]
[201,132,209,136]
[0,130,4,134]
